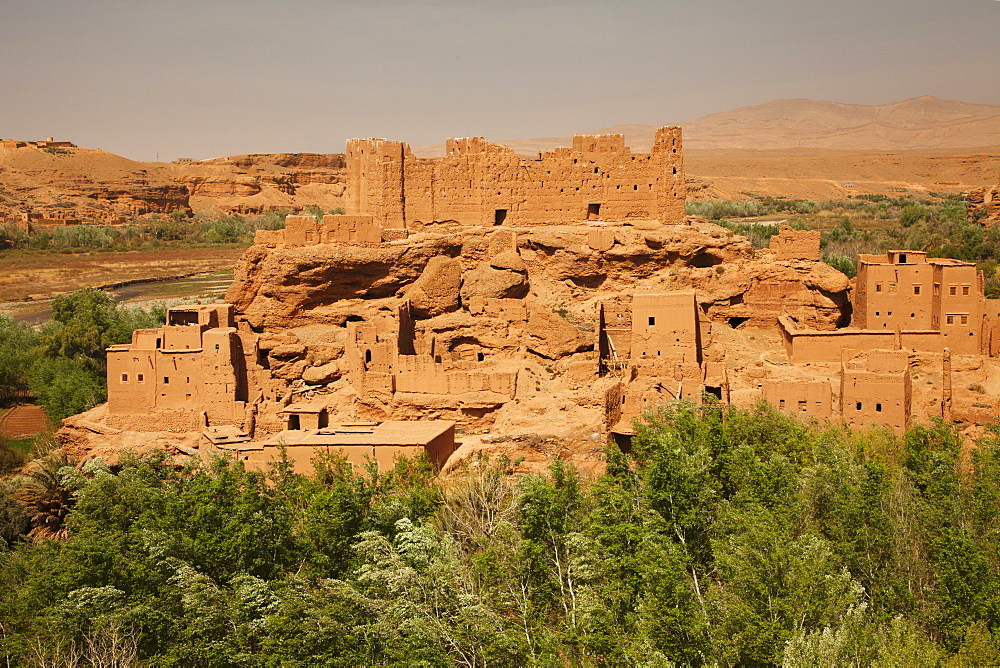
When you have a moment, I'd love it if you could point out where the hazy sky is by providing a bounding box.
[2,0,998,161]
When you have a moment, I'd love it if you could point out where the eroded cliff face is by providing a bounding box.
[226,220,848,332]
[170,153,346,214]
[0,147,191,221]
[0,147,347,223]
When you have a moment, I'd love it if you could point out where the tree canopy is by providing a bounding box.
[2,401,999,665]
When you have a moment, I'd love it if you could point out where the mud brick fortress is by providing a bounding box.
[60,128,1000,471]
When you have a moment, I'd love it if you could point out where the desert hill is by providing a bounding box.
[0,146,348,222]
[413,96,1000,156]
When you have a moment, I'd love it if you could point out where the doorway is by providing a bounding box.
[587,203,601,220]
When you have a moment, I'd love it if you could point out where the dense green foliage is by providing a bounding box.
[0,290,164,422]
[0,207,347,252]
[696,195,1000,293]
[2,402,999,665]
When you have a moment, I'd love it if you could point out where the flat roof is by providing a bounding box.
[260,420,455,448]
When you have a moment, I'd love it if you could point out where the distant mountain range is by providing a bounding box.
[412,96,1000,156]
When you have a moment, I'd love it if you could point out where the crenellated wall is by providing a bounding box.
[344,128,685,228]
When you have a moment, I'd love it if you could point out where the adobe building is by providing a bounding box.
[762,379,833,419]
[344,128,685,228]
[0,137,76,150]
[598,292,721,440]
[779,250,1000,360]
[840,349,911,434]
[217,420,457,474]
[853,251,985,354]
[769,225,821,262]
[105,304,248,431]
[254,213,408,248]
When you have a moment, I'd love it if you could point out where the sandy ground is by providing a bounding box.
[686,147,1000,201]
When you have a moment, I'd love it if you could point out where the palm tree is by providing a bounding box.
[14,452,75,541]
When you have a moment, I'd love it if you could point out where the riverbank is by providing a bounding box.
[0,246,243,323]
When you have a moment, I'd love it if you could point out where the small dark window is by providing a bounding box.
[365,349,372,363]
[961,315,969,325]
[587,203,601,219]
[163,377,170,384]
[121,374,128,382]
[876,403,882,412]
[622,395,626,405]
[477,352,485,362]
[155,337,162,348]
[913,285,921,295]
[963,286,970,296]
[215,344,220,351]
[856,402,862,411]
[137,374,144,382]
[898,254,907,263]
[876,284,882,292]
[950,286,957,295]
[648,316,655,326]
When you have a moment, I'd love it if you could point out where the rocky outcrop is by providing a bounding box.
[227,220,848,332]
[968,183,1000,228]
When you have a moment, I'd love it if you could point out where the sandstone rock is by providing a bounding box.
[302,361,341,384]
[526,307,592,360]
[270,343,306,359]
[404,256,463,318]
[460,262,529,303]
[489,250,527,273]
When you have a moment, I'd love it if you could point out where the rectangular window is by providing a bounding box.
[648,316,655,326]
[121,374,128,382]
[961,315,969,325]
[963,286,970,296]
[876,403,882,412]
[913,285,921,295]
[876,284,882,293]
[137,374,144,382]
[856,402,862,411]
[946,315,954,325]
[163,377,170,384]
[934,283,940,295]
[950,286,957,295]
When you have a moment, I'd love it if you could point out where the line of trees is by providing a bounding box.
[0,289,164,422]
[1,401,999,665]
[0,207,346,252]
